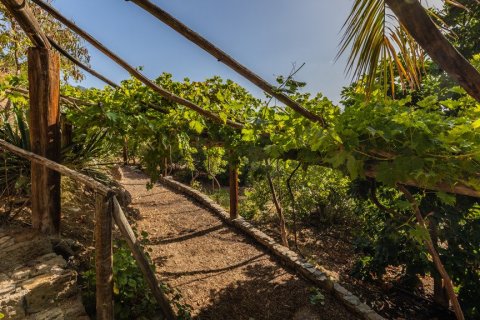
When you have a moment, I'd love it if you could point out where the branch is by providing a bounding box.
[397,184,464,320]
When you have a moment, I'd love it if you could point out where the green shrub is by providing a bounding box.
[81,238,191,319]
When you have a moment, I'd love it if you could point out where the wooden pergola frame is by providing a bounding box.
[1,0,479,319]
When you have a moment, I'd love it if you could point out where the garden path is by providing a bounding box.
[120,166,358,320]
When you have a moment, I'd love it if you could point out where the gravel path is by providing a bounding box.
[120,167,358,320]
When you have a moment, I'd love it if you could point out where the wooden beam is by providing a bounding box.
[31,0,244,129]
[28,47,61,234]
[127,0,327,127]
[112,197,176,319]
[0,0,50,49]
[385,0,480,102]
[48,37,119,88]
[60,115,73,149]
[95,194,114,320]
[364,168,480,199]
[229,164,239,219]
[7,87,96,107]
[0,139,112,196]
[48,38,169,115]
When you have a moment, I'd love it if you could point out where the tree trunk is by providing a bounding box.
[385,0,480,102]
[122,137,128,165]
[28,47,61,235]
[286,162,301,249]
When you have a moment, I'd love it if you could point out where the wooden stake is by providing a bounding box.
[60,115,73,149]
[112,197,176,319]
[28,47,61,234]
[398,184,464,320]
[95,193,114,320]
[229,163,239,219]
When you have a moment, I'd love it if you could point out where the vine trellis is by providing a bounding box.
[1,0,479,319]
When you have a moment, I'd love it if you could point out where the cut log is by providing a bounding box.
[0,0,50,48]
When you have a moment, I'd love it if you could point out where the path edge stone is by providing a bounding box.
[157,176,385,320]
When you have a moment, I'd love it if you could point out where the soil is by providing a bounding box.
[119,167,359,320]
[252,221,455,320]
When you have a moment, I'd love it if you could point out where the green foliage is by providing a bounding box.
[82,239,159,319]
[441,0,480,60]
[82,238,191,319]
[308,287,325,306]
[241,160,356,226]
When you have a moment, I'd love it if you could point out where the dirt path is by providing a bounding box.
[120,167,358,320]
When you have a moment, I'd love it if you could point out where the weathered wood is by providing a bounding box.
[0,0,50,49]
[229,164,239,219]
[95,194,114,320]
[48,38,169,115]
[48,36,119,88]
[7,87,96,107]
[128,0,327,127]
[28,47,61,234]
[385,0,480,102]
[112,197,176,319]
[265,160,289,247]
[398,185,464,320]
[60,115,73,149]
[363,168,480,199]
[31,0,244,129]
[0,139,112,196]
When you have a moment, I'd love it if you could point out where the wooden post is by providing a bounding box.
[112,197,176,319]
[60,114,73,149]
[28,47,61,234]
[229,163,239,219]
[122,137,128,165]
[95,193,113,320]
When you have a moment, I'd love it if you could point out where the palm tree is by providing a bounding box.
[339,0,480,102]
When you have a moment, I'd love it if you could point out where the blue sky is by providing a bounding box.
[55,0,355,104]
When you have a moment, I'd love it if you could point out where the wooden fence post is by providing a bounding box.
[123,137,128,165]
[60,114,73,149]
[28,47,61,234]
[95,193,113,320]
[229,163,239,219]
[112,197,176,319]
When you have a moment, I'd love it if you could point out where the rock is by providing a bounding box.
[22,270,77,313]
[0,229,87,319]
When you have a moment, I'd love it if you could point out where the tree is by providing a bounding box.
[0,0,88,80]
[441,0,480,60]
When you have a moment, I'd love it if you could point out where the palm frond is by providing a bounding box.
[338,0,467,97]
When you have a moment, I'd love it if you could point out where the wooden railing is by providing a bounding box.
[0,139,176,320]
